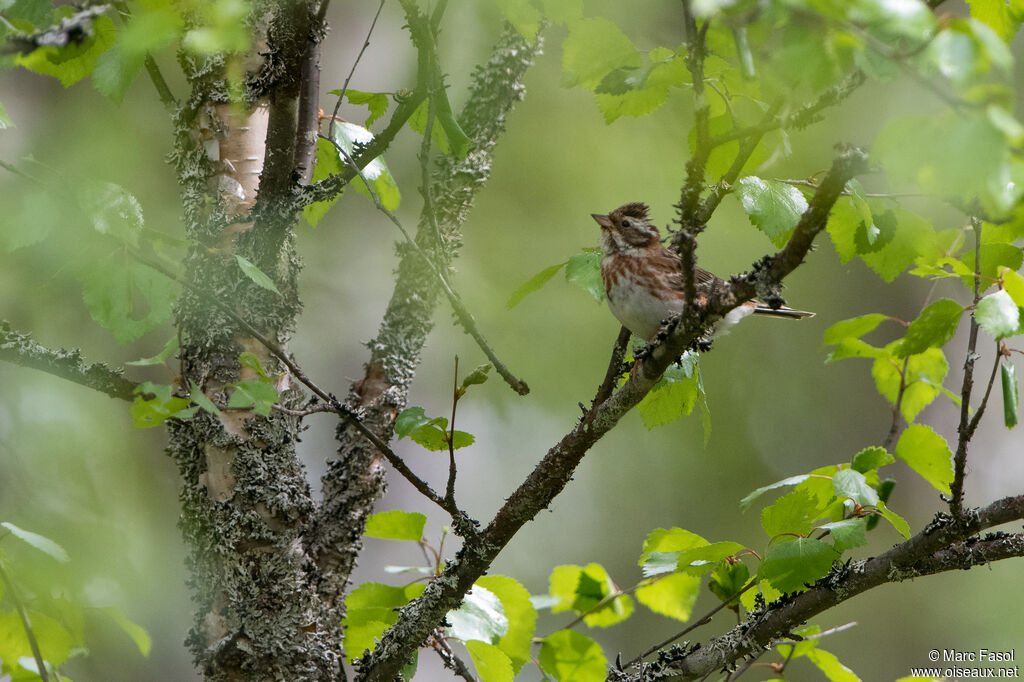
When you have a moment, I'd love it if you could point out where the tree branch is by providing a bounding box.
[626,496,1024,680]
[354,146,870,682]
[0,321,138,400]
[308,21,542,614]
[951,218,984,518]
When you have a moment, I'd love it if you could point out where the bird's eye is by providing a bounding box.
[621,219,631,228]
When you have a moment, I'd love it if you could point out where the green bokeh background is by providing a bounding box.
[1,1,1022,680]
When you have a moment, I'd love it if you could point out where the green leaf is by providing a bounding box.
[364,510,426,541]
[326,120,401,210]
[476,575,537,674]
[343,582,424,662]
[832,469,879,507]
[539,630,606,682]
[851,446,895,473]
[227,379,279,417]
[16,15,116,86]
[636,354,701,428]
[81,261,177,345]
[739,580,782,612]
[460,364,492,392]
[896,299,964,357]
[675,541,746,575]
[876,500,911,539]
[739,475,811,510]
[960,244,1024,289]
[304,138,345,227]
[638,527,708,564]
[446,586,508,644]
[561,17,641,91]
[0,522,70,562]
[967,0,1024,42]
[1002,268,1024,307]
[394,407,436,438]
[235,255,281,294]
[548,563,633,627]
[1002,359,1019,428]
[492,0,543,38]
[594,48,688,123]
[761,488,825,538]
[182,0,252,53]
[734,177,808,247]
[238,351,269,378]
[636,573,702,621]
[0,610,72,670]
[807,648,861,682]
[93,5,182,104]
[131,382,194,428]
[976,289,1020,339]
[407,94,471,159]
[895,424,954,495]
[83,181,144,246]
[565,251,605,303]
[872,347,950,422]
[817,518,868,552]
[337,89,390,126]
[708,560,750,604]
[98,606,151,657]
[759,538,838,593]
[860,210,938,283]
[466,641,513,682]
[506,262,567,309]
[126,335,179,366]
[776,624,822,660]
[188,380,221,416]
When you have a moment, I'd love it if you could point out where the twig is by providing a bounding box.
[590,327,632,410]
[329,0,385,141]
[624,580,757,668]
[446,356,459,508]
[951,218,984,518]
[775,178,923,199]
[273,402,336,417]
[709,70,867,149]
[111,1,177,110]
[0,562,51,682]
[676,1,712,305]
[883,357,909,451]
[0,321,138,401]
[321,133,530,395]
[431,634,478,682]
[773,621,858,646]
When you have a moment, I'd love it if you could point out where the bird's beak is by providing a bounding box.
[591,213,612,229]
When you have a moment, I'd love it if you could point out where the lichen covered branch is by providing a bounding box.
[0,321,138,400]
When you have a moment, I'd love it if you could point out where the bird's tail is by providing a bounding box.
[752,304,815,319]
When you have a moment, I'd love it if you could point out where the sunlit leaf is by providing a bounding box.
[895,424,954,495]
[446,586,508,644]
[364,510,426,541]
[539,630,606,682]
[976,289,1020,339]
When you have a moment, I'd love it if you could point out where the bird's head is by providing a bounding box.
[591,202,662,255]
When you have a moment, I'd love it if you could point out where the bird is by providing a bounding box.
[591,202,813,341]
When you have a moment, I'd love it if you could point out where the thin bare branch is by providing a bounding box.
[951,218,984,518]
[328,0,386,140]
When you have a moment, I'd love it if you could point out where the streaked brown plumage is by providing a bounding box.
[591,202,813,340]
